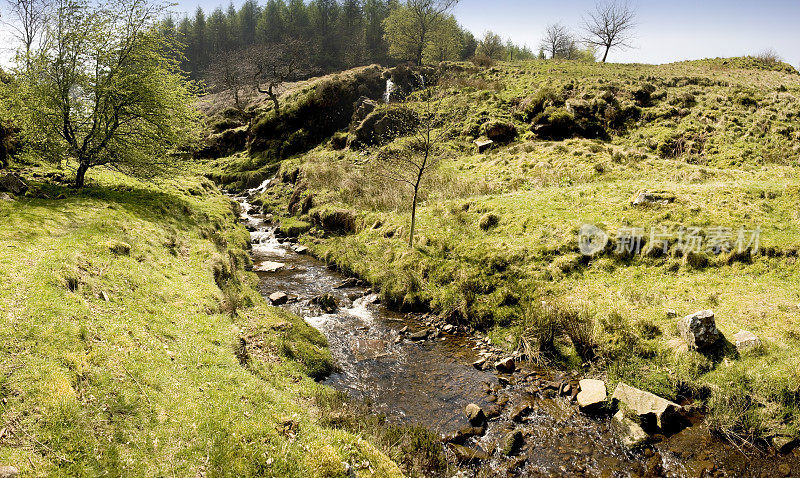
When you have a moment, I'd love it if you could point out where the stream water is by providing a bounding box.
[234,188,799,477]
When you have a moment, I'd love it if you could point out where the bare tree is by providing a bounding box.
[581,0,636,63]
[373,86,456,247]
[206,51,251,110]
[539,23,572,59]
[247,40,311,116]
[3,0,49,63]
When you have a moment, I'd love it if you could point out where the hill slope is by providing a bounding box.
[209,58,800,444]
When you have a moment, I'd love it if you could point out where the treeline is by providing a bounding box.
[162,0,537,79]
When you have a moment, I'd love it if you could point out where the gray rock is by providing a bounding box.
[472,357,487,370]
[0,466,19,478]
[610,382,683,433]
[666,309,678,319]
[630,189,675,206]
[0,173,27,195]
[677,310,722,350]
[612,410,650,449]
[577,379,607,411]
[0,192,13,202]
[474,139,494,153]
[465,403,485,425]
[294,245,309,254]
[494,356,516,373]
[269,292,288,305]
[733,330,761,352]
[509,403,531,422]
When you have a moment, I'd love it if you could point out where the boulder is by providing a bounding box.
[465,403,486,426]
[500,430,524,456]
[474,139,494,153]
[269,292,288,306]
[733,330,761,352]
[449,444,490,464]
[612,410,650,449]
[256,261,285,273]
[314,293,339,313]
[0,173,27,195]
[0,466,19,478]
[677,310,722,350]
[509,403,531,422]
[409,329,430,341]
[0,192,13,202]
[348,107,418,149]
[494,356,516,373]
[577,379,607,411]
[610,382,683,433]
[482,120,517,143]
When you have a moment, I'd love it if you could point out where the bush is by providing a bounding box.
[478,212,500,230]
[471,53,495,68]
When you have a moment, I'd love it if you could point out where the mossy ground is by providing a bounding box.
[237,58,800,443]
[0,167,407,477]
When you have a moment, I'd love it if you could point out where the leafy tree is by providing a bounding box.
[581,0,636,62]
[383,0,459,65]
[459,29,477,60]
[424,14,462,63]
[476,30,504,59]
[20,0,201,187]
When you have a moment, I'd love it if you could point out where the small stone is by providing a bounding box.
[495,356,516,373]
[443,324,456,333]
[465,403,486,426]
[314,293,339,313]
[733,330,761,352]
[0,466,19,478]
[269,292,288,305]
[577,379,607,411]
[484,404,502,419]
[472,357,487,369]
[666,309,678,319]
[294,245,309,254]
[772,435,798,454]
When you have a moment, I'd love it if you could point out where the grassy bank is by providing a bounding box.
[0,167,410,477]
[221,57,800,445]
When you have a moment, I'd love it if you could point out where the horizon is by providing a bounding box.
[166,0,800,68]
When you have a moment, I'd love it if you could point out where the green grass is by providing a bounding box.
[0,168,404,477]
[231,57,800,443]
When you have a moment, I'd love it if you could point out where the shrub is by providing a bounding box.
[478,212,500,230]
[471,53,495,68]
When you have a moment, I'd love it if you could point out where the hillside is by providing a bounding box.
[206,57,800,446]
[0,169,408,476]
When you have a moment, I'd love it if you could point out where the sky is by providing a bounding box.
[1,0,799,67]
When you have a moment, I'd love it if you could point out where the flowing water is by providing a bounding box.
[234,193,799,477]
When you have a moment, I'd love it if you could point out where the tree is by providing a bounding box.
[383,0,459,65]
[540,22,572,59]
[581,0,635,63]
[476,31,504,59]
[247,40,312,115]
[3,0,50,64]
[207,51,250,110]
[21,0,200,187]
[424,14,462,63]
[373,85,456,246]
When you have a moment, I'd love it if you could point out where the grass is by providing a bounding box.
[0,167,405,477]
[217,57,800,444]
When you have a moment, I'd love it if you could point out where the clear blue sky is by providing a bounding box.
[171,0,800,68]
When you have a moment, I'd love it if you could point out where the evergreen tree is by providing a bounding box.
[257,0,287,44]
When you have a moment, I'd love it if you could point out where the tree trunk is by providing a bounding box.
[75,161,90,188]
[409,186,418,247]
[601,46,610,63]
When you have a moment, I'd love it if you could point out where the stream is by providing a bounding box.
[233,186,799,477]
